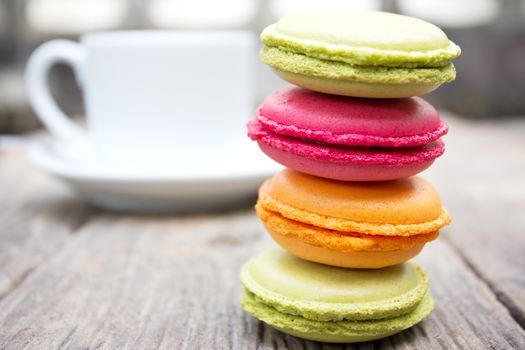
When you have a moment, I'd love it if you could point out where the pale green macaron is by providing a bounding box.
[240,248,433,343]
[260,11,461,98]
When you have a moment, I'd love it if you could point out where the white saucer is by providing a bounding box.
[28,138,281,212]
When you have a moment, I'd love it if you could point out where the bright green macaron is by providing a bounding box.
[260,11,461,98]
[240,248,433,343]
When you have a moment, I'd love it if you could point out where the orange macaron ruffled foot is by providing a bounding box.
[256,169,451,268]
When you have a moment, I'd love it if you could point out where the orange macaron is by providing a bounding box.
[256,169,451,268]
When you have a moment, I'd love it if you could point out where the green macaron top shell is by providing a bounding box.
[240,249,429,322]
[261,11,461,68]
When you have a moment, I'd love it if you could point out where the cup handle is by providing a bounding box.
[25,40,87,143]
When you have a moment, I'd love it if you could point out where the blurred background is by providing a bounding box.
[0,0,525,134]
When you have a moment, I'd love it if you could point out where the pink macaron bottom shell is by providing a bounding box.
[248,120,445,181]
[256,113,448,148]
[258,141,436,181]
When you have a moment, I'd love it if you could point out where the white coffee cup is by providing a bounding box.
[26,31,256,165]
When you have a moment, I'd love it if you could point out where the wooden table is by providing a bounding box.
[0,115,524,349]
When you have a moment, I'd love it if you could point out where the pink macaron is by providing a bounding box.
[248,88,448,181]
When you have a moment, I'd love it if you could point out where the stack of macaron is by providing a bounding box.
[241,10,460,343]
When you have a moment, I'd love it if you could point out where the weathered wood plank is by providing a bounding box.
[251,237,525,350]
[0,211,523,349]
[0,115,524,349]
[424,115,525,327]
[0,150,93,299]
[0,211,262,349]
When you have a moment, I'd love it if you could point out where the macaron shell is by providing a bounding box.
[268,170,440,224]
[269,229,425,269]
[256,203,439,252]
[258,140,437,181]
[262,49,457,84]
[256,88,447,147]
[240,249,429,322]
[259,181,451,236]
[273,11,450,52]
[249,120,446,165]
[273,68,443,98]
[262,11,460,67]
[261,10,460,98]
[259,170,451,235]
[241,288,434,343]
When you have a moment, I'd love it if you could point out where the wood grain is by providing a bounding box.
[425,116,525,328]
[0,210,263,349]
[0,115,524,349]
[0,150,93,300]
[0,213,523,349]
